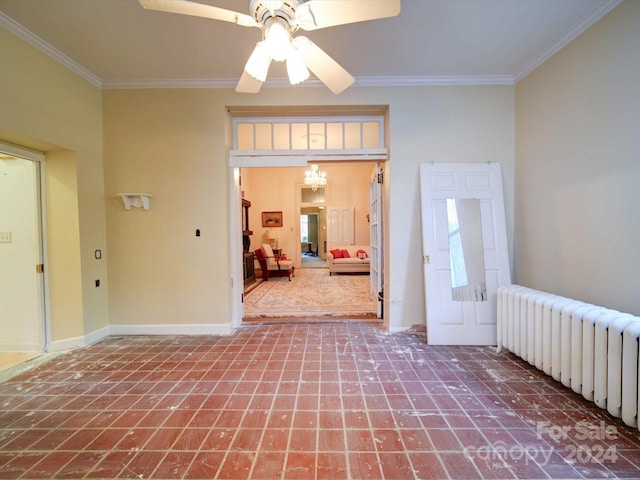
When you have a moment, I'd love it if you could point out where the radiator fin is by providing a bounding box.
[497,285,640,431]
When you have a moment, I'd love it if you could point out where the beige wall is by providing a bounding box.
[515,1,639,314]
[103,90,229,329]
[104,86,515,332]
[384,86,515,329]
[44,151,84,343]
[0,28,107,348]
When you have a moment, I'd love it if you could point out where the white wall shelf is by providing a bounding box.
[117,193,151,210]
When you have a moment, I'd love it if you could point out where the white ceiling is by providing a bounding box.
[0,0,620,90]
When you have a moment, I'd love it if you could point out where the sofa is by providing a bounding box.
[327,245,370,275]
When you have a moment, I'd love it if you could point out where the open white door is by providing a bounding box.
[369,164,383,318]
[420,163,510,345]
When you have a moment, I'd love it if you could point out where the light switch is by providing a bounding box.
[0,232,11,243]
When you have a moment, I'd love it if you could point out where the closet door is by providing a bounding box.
[326,206,354,247]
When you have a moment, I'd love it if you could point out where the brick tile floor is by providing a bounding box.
[1,322,640,479]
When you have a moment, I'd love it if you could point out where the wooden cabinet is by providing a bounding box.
[242,199,253,253]
[242,198,255,287]
[243,252,255,287]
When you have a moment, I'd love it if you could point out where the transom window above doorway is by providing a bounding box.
[233,116,384,152]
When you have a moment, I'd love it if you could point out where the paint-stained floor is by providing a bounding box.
[1,322,639,479]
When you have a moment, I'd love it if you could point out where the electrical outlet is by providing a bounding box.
[0,232,11,243]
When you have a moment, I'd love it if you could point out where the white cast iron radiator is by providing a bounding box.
[497,285,640,430]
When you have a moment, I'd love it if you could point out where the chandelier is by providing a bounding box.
[304,164,327,191]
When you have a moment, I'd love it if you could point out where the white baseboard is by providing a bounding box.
[389,326,411,333]
[46,334,89,353]
[46,323,233,353]
[47,325,112,353]
[84,325,111,346]
[109,323,234,337]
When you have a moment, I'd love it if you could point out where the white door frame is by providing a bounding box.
[296,182,328,267]
[0,141,49,352]
[229,156,387,328]
[229,167,243,331]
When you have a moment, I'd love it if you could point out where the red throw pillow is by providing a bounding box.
[356,249,368,259]
[330,249,343,258]
[341,249,350,258]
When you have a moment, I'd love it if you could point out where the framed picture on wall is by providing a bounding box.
[262,211,283,227]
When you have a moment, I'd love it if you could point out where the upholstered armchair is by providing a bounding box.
[254,243,295,281]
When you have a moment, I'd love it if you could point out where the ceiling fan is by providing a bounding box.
[139,0,401,94]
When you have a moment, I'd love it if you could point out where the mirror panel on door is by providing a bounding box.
[446,198,487,301]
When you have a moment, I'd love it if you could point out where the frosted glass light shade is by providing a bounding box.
[264,17,290,62]
[245,41,270,81]
[286,49,309,85]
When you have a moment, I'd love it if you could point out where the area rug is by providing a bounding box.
[244,267,377,318]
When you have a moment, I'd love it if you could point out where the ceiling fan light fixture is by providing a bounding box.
[264,16,291,62]
[139,0,401,94]
[261,0,284,13]
[286,48,309,85]
[244,41,270,81]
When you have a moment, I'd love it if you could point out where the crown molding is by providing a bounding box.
[102,75,515,90]
[0,12,102,88]
[101,78,239,90]
[101,77,327,90]
[515,0,622,82]
[354,75,515,87]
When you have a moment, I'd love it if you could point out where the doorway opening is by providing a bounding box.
[0,143,47,372]
[299,181,326,269]
[239,162,381,322]
[300,211,325,268]
[228,107,389,327]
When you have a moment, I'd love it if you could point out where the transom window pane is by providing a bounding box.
[233,117,384,152]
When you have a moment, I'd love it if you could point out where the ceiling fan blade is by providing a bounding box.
[293,36,354,94]
[236,70,264,94]
[296,0,400,31]
[139,0,259,28]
